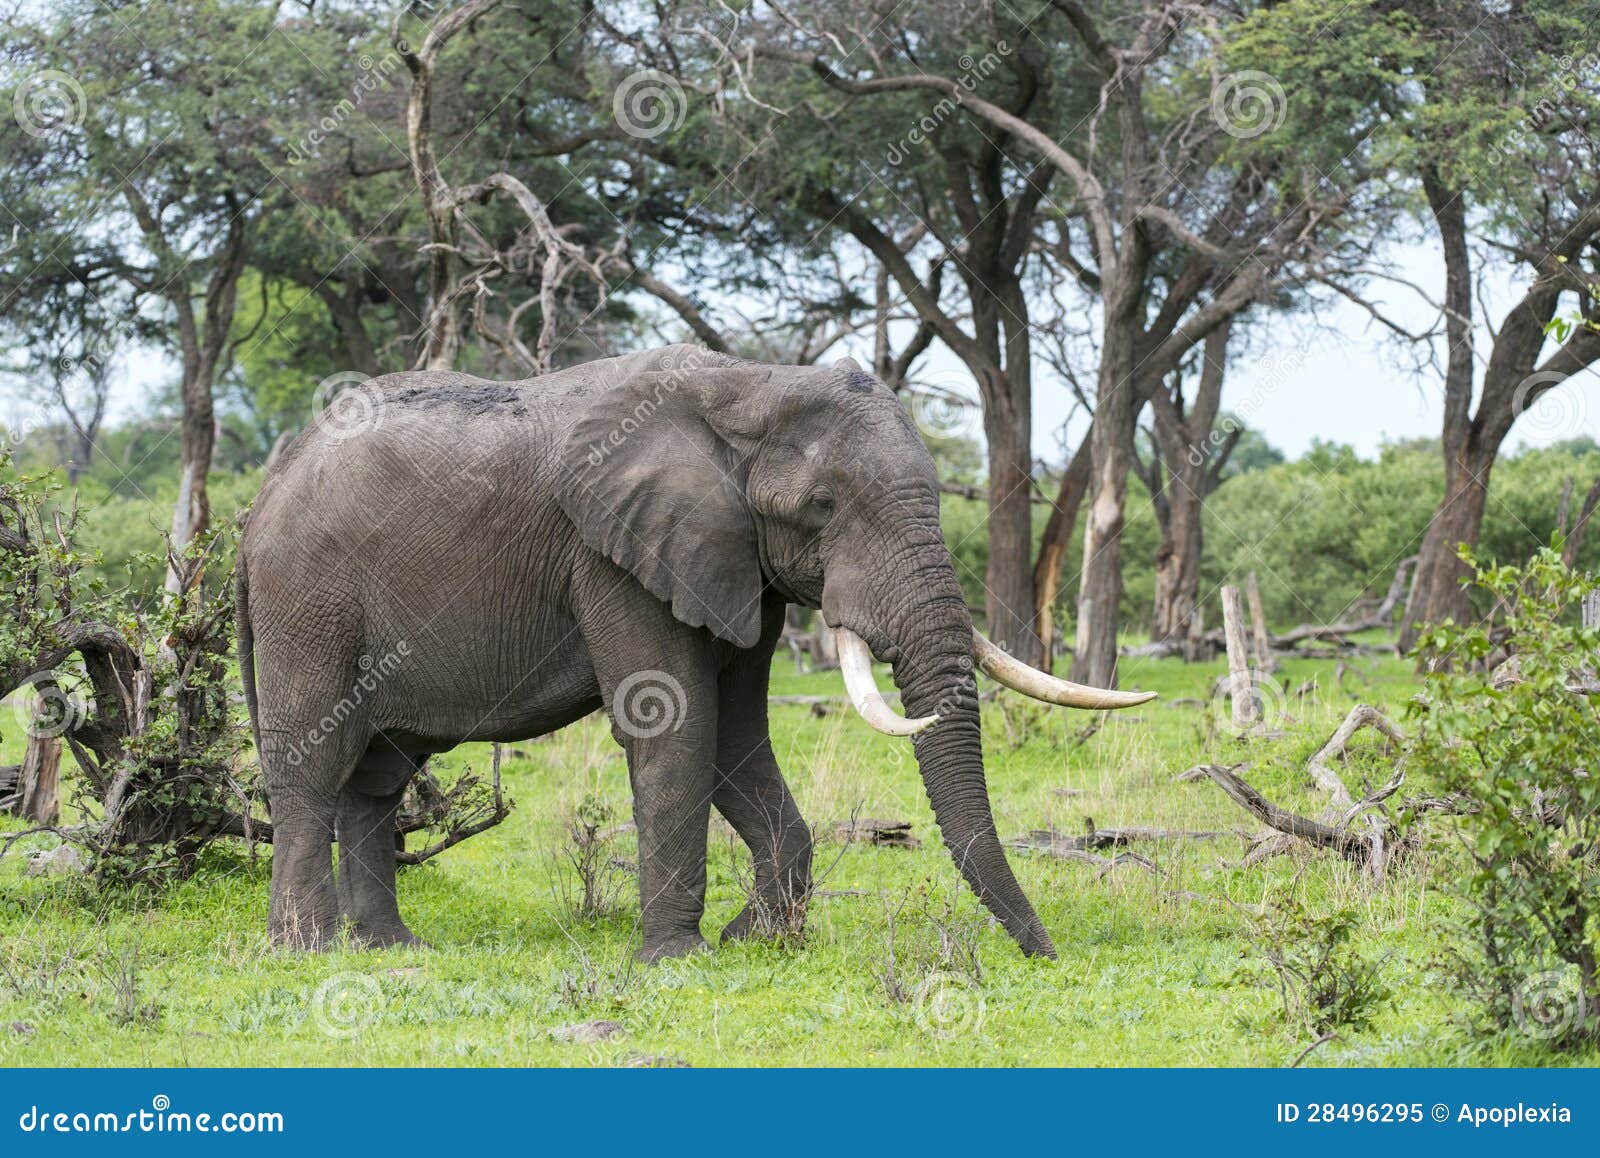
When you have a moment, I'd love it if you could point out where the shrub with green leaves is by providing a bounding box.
[1408,547,1599,1046]
[1248,885,1392,1035]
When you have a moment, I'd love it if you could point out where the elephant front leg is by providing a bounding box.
[626,739,718,962]
[713,750,813,943]
[578,559,725,962]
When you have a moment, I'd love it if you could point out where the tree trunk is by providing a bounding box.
[1402,170,1480,654]
[1072,291,1142,689]
[17,709,61,825]
[162,211,246,596]
[1402,439,1496,648]
[1031,437,1092,667]
[981,378,1042,668]
[1150,464,1205,645]
[318,283,383,378]
[164,366,218,597]
[1149,318,1233,651]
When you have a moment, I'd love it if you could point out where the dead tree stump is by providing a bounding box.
[17,732,60,825]
[1221,585,1258,729]
[1246,572,1275,674]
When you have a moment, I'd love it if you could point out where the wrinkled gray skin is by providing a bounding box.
[239,345,1056,961]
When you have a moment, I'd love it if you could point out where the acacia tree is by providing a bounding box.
[0,1,336,589]
[693,0,1395,679]
[1389,0,1600,650]
[1037,2,1397,687]
[392,0,812,377]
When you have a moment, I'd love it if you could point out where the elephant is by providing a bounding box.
[236,344,1153,962]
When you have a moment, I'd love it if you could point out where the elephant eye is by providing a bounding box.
[810,493,835,515]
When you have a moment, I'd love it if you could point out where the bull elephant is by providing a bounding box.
[237,345,1152,962]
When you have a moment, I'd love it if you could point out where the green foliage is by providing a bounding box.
[1205,440,1600,627]
[1408,549,1600,1045]
[1249,885,1393,1034]
[1,458,249,886]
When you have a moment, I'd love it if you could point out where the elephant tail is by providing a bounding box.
[235,553,263,759]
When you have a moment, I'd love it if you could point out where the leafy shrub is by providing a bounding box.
[1408,548,1599,1046]
[1249,885,1392,1034]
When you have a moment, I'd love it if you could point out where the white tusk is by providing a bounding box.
[834,627,939,737]
[972,630,1158,709]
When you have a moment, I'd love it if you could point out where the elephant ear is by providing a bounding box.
[556,367,767,648]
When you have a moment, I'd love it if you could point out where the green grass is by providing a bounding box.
[2,650,1594,1067]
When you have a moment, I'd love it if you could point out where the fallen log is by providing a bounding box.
[1194,707,1413,882]
[1010,824,1229,854]
[1006,842,1163,876]
[819,818,921,849]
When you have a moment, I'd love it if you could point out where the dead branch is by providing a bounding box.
[1203,742,1414,889]
[1307,705,1405,809]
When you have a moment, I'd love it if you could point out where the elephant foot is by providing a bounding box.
[350,921,430,951]
[637,931,709,964]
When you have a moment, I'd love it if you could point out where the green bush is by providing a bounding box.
[1407,548,1599,1046]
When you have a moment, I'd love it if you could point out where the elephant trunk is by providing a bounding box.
[885,575,1056,959]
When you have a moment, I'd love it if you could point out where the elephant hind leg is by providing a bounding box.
[336,744,426,949]
[258,724,343,950]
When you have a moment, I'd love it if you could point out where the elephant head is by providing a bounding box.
[557,348,1153,958]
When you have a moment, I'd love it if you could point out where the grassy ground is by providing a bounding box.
[2,648,1593,1068]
